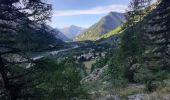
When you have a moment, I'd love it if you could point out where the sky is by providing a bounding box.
[48,0,130,28]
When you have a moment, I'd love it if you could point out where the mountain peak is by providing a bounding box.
[69,25,84,29]
[70,25,77,28]
[108,11,122,15]
[76,12,125,41]
[59,25,85,40]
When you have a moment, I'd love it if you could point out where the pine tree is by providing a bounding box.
[123,0,152,28]
[145,0,170,69]
[0,0,53,99]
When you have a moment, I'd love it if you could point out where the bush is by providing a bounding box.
[35,58,88,99]
[91,49,113,72]
[108,49,128,87]
[134,66,168,92]
[134,67,154,84]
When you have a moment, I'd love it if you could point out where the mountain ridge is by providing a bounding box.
[75,12,125,41]
[45,25,71,41]
[59,25,85,40]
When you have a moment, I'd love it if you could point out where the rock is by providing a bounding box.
[128,94,151,100]
[81,65,108,84]
[130,63,141,71]
[163,97,169,100]
[102,95,120,100]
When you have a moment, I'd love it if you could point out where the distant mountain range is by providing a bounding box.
[75,12,125,41]
[59,25,85,40]
[56,31,71,41]
[45,25,71,41]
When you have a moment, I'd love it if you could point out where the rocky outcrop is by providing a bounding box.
[128,94,151,100]
[81,65,108,84]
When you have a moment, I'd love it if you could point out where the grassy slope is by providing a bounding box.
[76,12,124,41]
[99,25,123,39]
[83,60,96,74]
[98,3,158,40]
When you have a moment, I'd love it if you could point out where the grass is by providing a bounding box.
[100,25,123,39]
[117,84,145,98]
[76,25,124,41]
[150,80,170,99]
[115,80,170,99]
[87,80,170,99]
[83,60,96,74]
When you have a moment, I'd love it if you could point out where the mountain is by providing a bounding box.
[45,25,71,41]
[56,31,71,42]
[75,12,125,41]
[59,25,85,40]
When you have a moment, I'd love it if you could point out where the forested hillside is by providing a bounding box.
[85,0,170,99]
[0,0,170,100]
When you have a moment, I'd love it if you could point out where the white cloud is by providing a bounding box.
[53,4,127,17]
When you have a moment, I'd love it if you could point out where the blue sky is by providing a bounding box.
[48,0,130,28]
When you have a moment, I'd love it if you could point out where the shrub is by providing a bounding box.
[35,58,88,99]
[108,49,128,87]
[134,65,168,92]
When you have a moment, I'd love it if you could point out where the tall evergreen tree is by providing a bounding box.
[145,0,170,69]
[120,0,153,83]
[123,0,152,28]
[0,0,53,99]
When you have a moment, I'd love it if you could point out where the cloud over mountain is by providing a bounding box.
[53,4,127,16]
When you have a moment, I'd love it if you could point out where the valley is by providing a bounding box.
[0,0,170,100]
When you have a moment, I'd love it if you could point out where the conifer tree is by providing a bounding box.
[123,0,152,28]
[146,0,170,69]
[0,0,53,99]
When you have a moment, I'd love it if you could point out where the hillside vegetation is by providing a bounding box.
[100,25,123,39]
[83,0,170,99]
[76,12,125,41]
[1,0,170,100]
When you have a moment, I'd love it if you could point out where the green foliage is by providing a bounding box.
[91,57,106,72]
[121,25,144,58]
[119,25,145,83]
[124,0,151,29]
[96,7,168,92]
[91,51,112,72]
[76,12,124,41]
[134,67,154,84]
[35,58,88,100]
[108,49,128,87]
[134,65,168,92]
[145,0,170,69]
[120,20,169,91]
[16,26,63,51]
[100,25,123,39]
[89,0,169,93]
